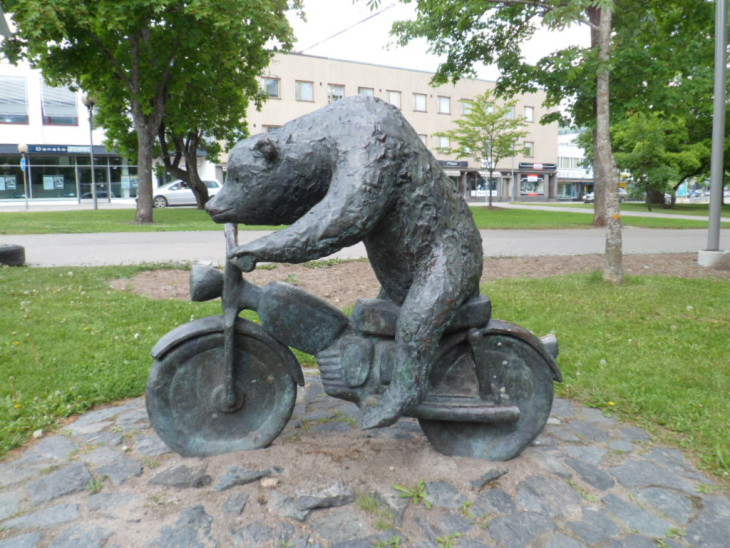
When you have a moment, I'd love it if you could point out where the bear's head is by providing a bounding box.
[206,133,332,225]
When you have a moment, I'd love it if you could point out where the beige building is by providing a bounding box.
[246,53,559,202]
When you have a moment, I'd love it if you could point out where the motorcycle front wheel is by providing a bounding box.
[146,319,297,457]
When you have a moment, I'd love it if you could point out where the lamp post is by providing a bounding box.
[82,94,98,210]
[17,143,29,210]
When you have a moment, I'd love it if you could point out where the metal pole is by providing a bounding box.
[707,0,727,251]
[18,143,29,210]
[21,152,28,211]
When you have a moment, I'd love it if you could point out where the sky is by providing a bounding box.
[286,0,591,81]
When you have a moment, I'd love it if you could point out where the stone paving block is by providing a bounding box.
[565,446,608,467]
[426,481,467,509]
[516,475,583,519]
[569,421,611,443]
[685,496,730,548]
[472,488,516,517]
[568,508,620,544]
[0,491,22,521]
[87,492,145,522]
[603,493,673,537]
[48,525,112,548]
[135,434,171,456]
[0,532,43,548]
[214,465,271,491]
[609,460,697,493]
[620,426,651,442]
[634,487,694,524]
[544,532,585,548]
[152,505,214,548]
[96,454,143,485]
[16,437,78,465]
[28,463,91,505]
[310,507,374,545]
[565,458,615,491]
[487,511,556,547]
[150,465,211,489]
[3,503,80,532]
[608,535,663,548]
[223,492,249,515]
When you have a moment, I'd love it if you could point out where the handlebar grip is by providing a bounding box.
[232,254,257,273]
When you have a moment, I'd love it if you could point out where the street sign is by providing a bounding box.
[20,156,27,171]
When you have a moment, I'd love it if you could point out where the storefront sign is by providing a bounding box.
[518,162,556,171]
[29,144,92,154]
[438,160,468,168]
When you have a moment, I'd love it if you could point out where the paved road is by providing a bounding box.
[2,227,728,267]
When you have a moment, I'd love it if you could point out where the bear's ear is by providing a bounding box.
[254,138,279,163]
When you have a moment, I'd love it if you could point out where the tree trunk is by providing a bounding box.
[595,6,623,284]
[135,122,155,224]
[588,6,607,227]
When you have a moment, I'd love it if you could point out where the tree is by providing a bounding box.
[435,90,528,207]
[613,112,706,211]
[374,0,624,282]
[2,0,295,222]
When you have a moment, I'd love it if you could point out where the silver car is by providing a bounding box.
[153,179,221,208]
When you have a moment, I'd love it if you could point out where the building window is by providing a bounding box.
[328,84,345,103]
[524,141,534,157]
[413,93,427,112]
[438,96,451,114]
[0,76,29,124]
[418,134,427,145]
[525,106,534,122]
[438,135,450,149]
[461,100,473,115]
[262,125,281,133]
[262,77,280,98]
[358,87,374,96]
[41,82,78,125]
[386,90,401,109]
[295,80,314,101]
[505,106,515,120]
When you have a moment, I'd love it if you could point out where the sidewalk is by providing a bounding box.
[2,227,728,267]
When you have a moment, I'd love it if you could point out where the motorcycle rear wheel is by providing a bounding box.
[419,326,554,460]
[147,320,297,457]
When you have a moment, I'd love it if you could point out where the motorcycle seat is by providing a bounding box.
[352,294,492,337]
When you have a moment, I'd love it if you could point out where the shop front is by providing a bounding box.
[513,162,558,201]
[439,160,512,203]
[0,144,138,201]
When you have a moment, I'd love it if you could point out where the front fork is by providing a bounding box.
[220,224,246,413]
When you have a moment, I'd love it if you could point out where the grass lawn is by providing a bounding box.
[1,264,728,481]
[1,205,725,234]
[0,208,282,234]
[515,200,730,218]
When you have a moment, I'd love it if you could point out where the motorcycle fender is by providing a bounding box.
[478,319,563,383]
[151,315,305,387]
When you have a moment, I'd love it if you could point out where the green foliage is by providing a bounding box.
[393,479,432,508]
[435,90,528,176]
[1,0,297,221]
[613,112,708,207]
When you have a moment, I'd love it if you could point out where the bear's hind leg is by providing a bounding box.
[360,250,478,429]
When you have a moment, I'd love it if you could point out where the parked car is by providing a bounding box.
[152,179,221,208]
[583,188,627,204]
[81,189,117,199]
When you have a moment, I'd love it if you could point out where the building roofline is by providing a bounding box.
[282,51,497,84]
